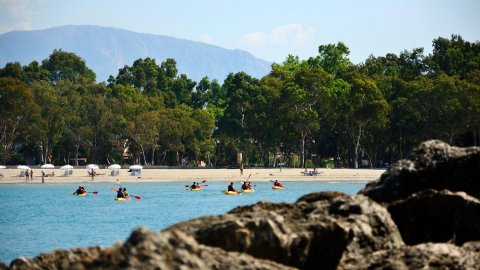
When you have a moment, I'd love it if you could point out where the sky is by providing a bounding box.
[1,0,479,64]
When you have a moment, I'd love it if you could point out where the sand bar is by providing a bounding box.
[0,168,385,184]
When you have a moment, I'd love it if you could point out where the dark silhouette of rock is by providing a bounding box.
[8,228,295,270]
[359,140,480,203]
[387,189,480,246]
[169,194,404,269]
[339,242,480,269]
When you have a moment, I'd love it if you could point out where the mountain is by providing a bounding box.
[0,25,271,82]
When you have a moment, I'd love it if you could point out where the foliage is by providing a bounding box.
[0,34,479,167]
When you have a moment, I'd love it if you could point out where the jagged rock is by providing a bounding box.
[338,242,480,270]
[359,140,480,203]
[8,228,295,270]
[387,189,480,246]
[169,193,404,270]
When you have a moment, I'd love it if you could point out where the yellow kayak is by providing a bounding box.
[272,186,284,190]
[191,187,202,191]
[76,193,87,197]
[114,197,131,201]
[222,190,240,195]
[242,188,255,193]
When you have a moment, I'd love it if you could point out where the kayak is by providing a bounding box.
[191,187,202,191]
[242,188,255,193]
[272,186,284,190]
[114,197,131,201]
[75,193,87,197]
[222,190,240,195]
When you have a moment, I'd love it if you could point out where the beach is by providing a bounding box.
[0,168,385,184]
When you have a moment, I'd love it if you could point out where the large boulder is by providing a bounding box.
[338,242,480,270]
[169,192,404,270]
[359,140,480,203]
[8,228,295,270]
[387,189,480,245]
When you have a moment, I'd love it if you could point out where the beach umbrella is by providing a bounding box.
[17,165,30,170]
[129,165,143,170]
[41,164,55,169]
[86,164,99,170]
[108,164,121,170]
[60,165,74,170]
[0,165,6,169]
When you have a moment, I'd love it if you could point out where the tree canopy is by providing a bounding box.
[1,35,479,168]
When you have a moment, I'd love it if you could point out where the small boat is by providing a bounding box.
[272,186,284,190]
[191,186,202,191]
[242,188,255,193]
[222,190,240,195]
[114,197,131,201]
[76,193,88,197]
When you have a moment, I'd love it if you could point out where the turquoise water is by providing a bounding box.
[0,181,366,264]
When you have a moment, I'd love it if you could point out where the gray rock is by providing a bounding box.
[169,193,404,270]
[338,242,480,270]
[387,189,480,245]
[9,228,295,270]
[359,140,480,203]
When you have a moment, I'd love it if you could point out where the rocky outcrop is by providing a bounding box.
[388,189,480,245]
[359,140,480,203]
[8,228,295,270]
[4,140,480,269]
[169,192,404,269]
[340,242,480,270]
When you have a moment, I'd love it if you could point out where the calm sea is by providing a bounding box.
[0,181,366,264]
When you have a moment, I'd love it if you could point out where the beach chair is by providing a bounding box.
[115,170,120,176]
[69,170,73,176]
[110,170,119,176]
[63,170,69,176]
[19,171,26,177]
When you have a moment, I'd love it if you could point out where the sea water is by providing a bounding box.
[0,181,366,264]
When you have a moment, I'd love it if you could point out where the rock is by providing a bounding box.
[359,140,480,203]
[387,189,480,246]
[9,228,295,270]
[338,242,480,270]
[169,193,404,270]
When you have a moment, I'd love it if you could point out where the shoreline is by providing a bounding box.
[0,168,384,184]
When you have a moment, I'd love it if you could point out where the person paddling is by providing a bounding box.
[122,187,129,198]
[75,186,86,195]
[273,180,283,187]
[116,187,125,198]
[189,181,198,190]
[227,182,238,192]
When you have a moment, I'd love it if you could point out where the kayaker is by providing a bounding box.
[227,182,237,192]
[273,180,283,187]
[241,181,250,190]
[123,187,129,198]
[75,186,86,195]
[189,181,198,190]
[116,187,124,198]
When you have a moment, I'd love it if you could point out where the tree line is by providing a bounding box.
[1,35,479,168]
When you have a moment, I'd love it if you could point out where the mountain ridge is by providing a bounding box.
[0,25,271,82]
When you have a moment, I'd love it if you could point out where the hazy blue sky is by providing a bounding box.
[1,0,479,63]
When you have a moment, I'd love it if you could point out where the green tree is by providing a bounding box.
[42,49,96,83]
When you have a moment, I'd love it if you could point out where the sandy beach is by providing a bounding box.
[0,167,385,184]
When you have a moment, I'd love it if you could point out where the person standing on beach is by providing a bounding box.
[25,170,29,181]
[240,163,244,175]
[30,169,33,181]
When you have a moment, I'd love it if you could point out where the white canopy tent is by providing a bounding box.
[41,164,55,169]
[60,165,74,176]
[129,165,143,176]
[108,164,121,176]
